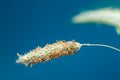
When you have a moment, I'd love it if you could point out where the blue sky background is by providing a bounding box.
[1,0,120,80]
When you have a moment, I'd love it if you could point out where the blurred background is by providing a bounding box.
[0,0,120,80]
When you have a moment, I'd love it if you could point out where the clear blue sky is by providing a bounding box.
[0,0,120,80]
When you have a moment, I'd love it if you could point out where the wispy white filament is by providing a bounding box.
[81,43,120,52]
[72,8,120,35]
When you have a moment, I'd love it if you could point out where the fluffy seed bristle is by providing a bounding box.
[16,40,81,66]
